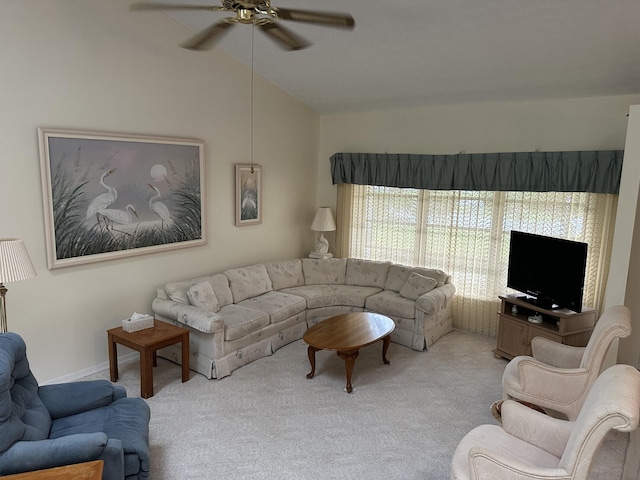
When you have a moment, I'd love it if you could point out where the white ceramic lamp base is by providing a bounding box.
[309,232,333,259]
[309,251,333,259]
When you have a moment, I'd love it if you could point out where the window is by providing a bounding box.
[341,184,616,336]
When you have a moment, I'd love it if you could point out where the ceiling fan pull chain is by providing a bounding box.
[250,23,255,174]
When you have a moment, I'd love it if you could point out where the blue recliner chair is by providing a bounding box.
[0,332,150,479]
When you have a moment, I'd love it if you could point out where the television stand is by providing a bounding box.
[494,295,596,360]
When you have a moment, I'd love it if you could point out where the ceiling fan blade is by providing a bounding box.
[271,7,354,29]
[257,20,310,51]
[130,2,227,12]
[181,19,236,50]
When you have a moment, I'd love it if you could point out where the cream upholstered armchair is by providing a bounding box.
[501,304,631,420]
[451,364,640,480]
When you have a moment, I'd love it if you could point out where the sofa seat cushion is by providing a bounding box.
[224,264,273,303]
[280,285,381,309]
[219,304,270,341]
[49,406,108,439]
[365,290,416,319]
[237,291,306,325]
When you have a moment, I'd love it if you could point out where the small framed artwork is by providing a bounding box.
[38,128,206,269]
[235,164,262,226]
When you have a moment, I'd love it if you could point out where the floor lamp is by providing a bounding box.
[0,239,37,333]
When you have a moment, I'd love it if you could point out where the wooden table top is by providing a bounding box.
[303,312,395,351]
[107,319,187,347]
[2,460,103,479]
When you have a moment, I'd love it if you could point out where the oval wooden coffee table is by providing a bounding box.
[303,312,395,393]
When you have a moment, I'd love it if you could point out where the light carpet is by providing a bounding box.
[86,330,628,479]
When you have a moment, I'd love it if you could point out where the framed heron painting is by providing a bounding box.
[38,128,206,269]
[235,164,262,226]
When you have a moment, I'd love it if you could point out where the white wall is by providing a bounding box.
[1,1,319,381]
[619,105,640,367]
[318,96,640,198]
[318,95,640,362]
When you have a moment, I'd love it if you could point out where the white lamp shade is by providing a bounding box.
[0,239,37,283]
[310,207,336,232]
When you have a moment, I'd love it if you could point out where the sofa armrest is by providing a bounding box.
[515,357,588,403]
[39,380,121,419]
[0,433,110,475]
[152,297,224,334]
[468,446,568,480]
[415,283,455,315]
[531,336,584,368]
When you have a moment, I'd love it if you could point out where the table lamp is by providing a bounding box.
[309,207,336,259]
[0,238,37,333]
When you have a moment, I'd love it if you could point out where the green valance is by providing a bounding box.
[330,151,624,194]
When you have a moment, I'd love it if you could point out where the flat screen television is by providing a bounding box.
[507,230,588,313]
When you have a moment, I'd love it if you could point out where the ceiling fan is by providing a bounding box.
[130,0,355,51]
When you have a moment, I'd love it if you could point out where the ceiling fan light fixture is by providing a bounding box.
[238,8,255,24]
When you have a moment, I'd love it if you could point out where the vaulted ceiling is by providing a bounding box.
[144,0,640,114]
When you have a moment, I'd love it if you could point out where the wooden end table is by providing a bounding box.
[303,312,395,393]
[107,319,189,399]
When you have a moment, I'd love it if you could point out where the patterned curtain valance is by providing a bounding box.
[330,151,624,194]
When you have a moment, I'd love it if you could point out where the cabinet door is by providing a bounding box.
[497,315,527,358]
[528,327,562,344]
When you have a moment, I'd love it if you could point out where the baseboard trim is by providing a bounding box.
[41,352,139,385]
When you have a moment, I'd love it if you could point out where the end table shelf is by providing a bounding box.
[107,319,190,399]
[494,295,595,360]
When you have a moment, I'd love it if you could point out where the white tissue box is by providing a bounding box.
[122,315,154,333]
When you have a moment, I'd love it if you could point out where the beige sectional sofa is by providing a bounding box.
[152,258,455,379]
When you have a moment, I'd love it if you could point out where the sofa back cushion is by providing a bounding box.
[165,277,210,304]
[384,264,449,291]
[346,259,391,288]
[224,264,273,303]
[412,267,449,287]
[187,281,220,313]
[399,273,438,300]
[0,334,51,454]
[208,273,234,307]
[302,258,347,285]
[264,259,304,290]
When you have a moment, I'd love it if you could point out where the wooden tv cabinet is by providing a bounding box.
[494,295,596,360]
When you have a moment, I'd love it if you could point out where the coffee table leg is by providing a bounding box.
[337,350,359,393]
[382,334,391,364]
[306,346,319,379]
